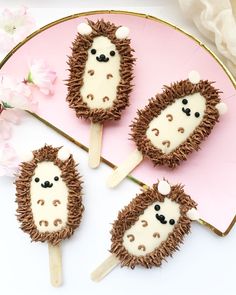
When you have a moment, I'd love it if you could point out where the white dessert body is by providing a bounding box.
[123,198,181,256]
[80,36,121,109]
[30,161,69,232]
[146,93,206,154]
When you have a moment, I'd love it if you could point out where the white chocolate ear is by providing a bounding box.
[20,151,34,162]
[186,208,200,220]
[58,147,70,161]
[216,102,227,115]
[188,70,200,84]
[77,23,92,35]
[157,180,171,195]
[115,26,129,39]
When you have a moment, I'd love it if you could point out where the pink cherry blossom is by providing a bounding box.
[0,142,19,177]
[0,74,36,111]
[27,59,57,95]
[0,74,36,140]
[0,6,35,53]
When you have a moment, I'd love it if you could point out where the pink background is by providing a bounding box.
[1,12,235,232]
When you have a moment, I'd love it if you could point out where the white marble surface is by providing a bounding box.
[0,1,235,295]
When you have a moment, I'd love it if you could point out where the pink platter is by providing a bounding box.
[0,11,235,233]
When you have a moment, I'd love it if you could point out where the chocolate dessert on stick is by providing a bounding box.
[67,19,135,168]
[91,180,199,282]
[15,145,83,287]
[107,71,227,187]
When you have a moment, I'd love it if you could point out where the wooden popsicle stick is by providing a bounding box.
[107,148,144,188]
[91,254,120,282]
[88,122,103,168]
[48,243,62,287]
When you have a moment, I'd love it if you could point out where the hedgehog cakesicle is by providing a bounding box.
[91,180,199,282]
[67,19,135,168]
[15,145,83,287]
[107,71,227,187]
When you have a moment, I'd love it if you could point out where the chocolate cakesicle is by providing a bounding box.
[15,145,83,287]
[91,180,199,281]
[67,19,135,168]
[107,71,227,187]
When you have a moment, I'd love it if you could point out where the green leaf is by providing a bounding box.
[2,101,13,109]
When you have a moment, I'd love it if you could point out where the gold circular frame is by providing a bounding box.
[0,10,235,236]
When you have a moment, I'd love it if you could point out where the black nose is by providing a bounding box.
[96,54,109,62]
[41,180,53,188]
[156,213,167,224]
[45,181,50,186]
[182,107,191,116]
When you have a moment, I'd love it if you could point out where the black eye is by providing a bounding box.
[154,204,160,211]
[182,99,188,105]
[35,177,40,183]
[91,49,96,55]
[110,50,115,56]
[54,176,59,181]
[195,112,200,118]
[169,219,175,225]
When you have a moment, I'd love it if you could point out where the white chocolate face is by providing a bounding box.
[80,36,121,109]
[123,198,181,256]
[30,161,69,233]
[146,93,206,154]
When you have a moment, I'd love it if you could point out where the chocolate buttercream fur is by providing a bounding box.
[110,183,197,268]
[66,19,135,123]
[15,145,83,245]
[131,79,221,168]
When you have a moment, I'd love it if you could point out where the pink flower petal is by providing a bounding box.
[0,74,35,111]
[27,59,57,96]
[0,120,12,140]
[0,142,19,177]
[1,109,22,124]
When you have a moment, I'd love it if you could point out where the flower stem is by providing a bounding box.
[27,72,33,83]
